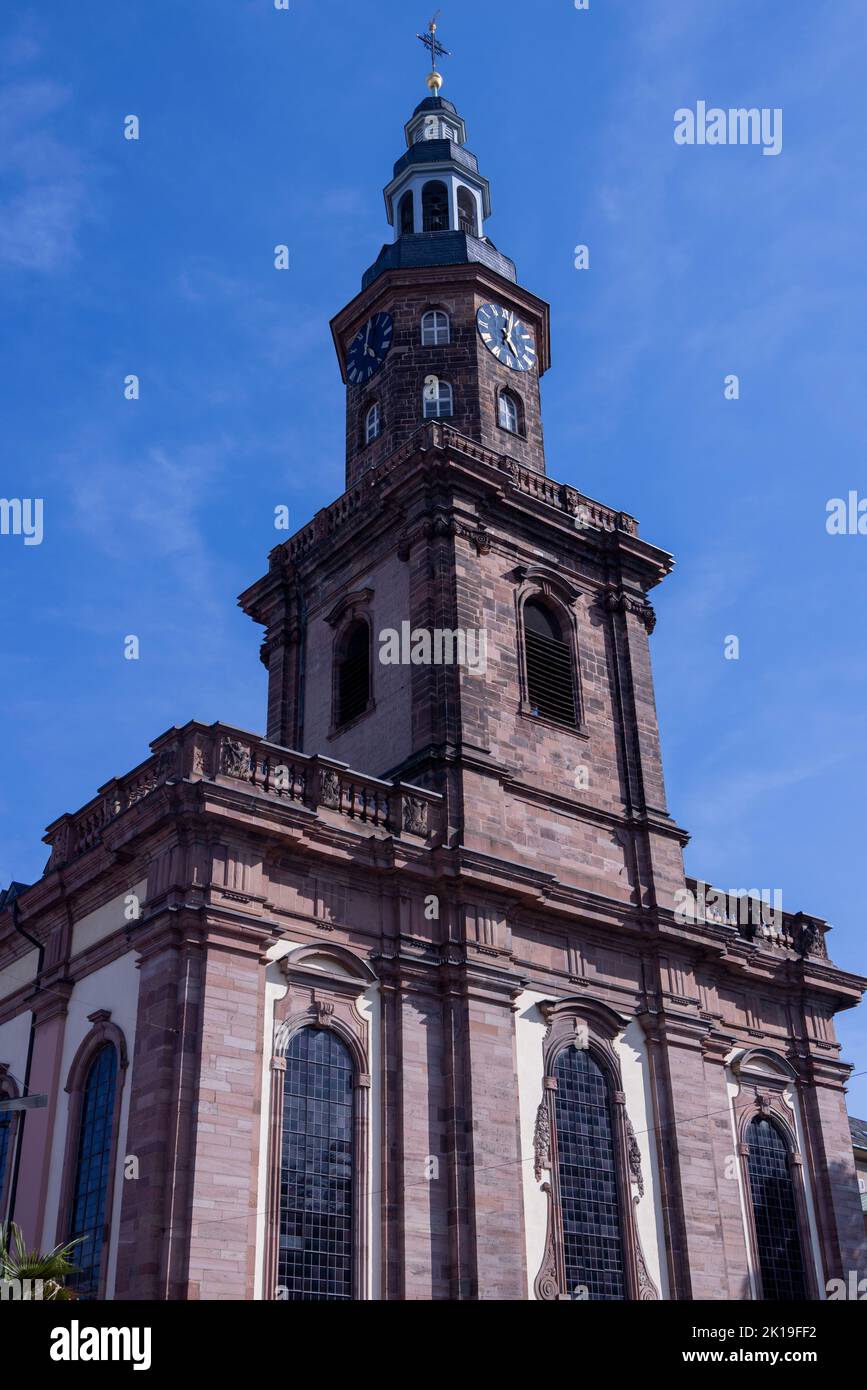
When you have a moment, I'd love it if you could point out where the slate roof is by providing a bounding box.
[0,882,30,913]
[850,1115,867,1151]
[362,230,517,291]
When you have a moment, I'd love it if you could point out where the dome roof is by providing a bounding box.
[411,95,459,118]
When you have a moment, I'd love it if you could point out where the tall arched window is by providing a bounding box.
[336,620,371,726]
[423,379,453,419]
[553,1048,627,1300]
[398,191,414,236]
[457,186,478,236]
[523,597,578,726]
[422,181,449,233]
[364,401,381,445]
[745,1117,809,1301]
[498,390,520,434]
[0,1077,16,1219]
[421,310,450,346]
[67,1043,118,1299]
[279,1027,354,1300]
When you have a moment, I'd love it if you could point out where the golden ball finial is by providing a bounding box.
[426,69,443,93]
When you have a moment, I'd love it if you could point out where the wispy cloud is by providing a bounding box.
[0,74,94,272]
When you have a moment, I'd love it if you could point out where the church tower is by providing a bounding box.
[241,36,685,922]
[335,85,550,490]
[234,33,865,1303]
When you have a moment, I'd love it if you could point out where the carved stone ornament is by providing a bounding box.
[312,1000,335,1026]
[603,588,656,634]
[402,795,428,836]
[534,1184,562,1301]
[626,1115,645,1199]
[533,1098,551,1181]
[221,738,250,778]
[397,514,491,560]
[320,768,341,808]
[797,918,826,959]
[636,1238,660,1300]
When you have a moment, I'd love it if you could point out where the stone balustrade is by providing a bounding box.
[43,721,442,870]
[282,422,638,565]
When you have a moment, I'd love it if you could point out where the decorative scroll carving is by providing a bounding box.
[396,513,491,560]
[534,1183,561,1301]
[313,1000,335,1026]
[603,587,656,634]
[635,1233,660,1300]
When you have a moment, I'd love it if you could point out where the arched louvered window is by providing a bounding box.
[336,620,371,726]
[523,598,578,726]
[457,186,478,236]
[364,401,381,445]
[553,1048,626,1300]
[421,310,450,346]
[422,181,449,233]
[745,1117,809,1301]
[279,1028,354,1300]
[423,379,453,419]
[498,390,520,434]
[67,1043,118,1299]
[399,191,414,236]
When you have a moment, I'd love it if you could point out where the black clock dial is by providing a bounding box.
[346,311,394,384]
[476,302,536,372]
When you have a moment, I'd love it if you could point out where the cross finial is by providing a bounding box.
[417,11,452,94]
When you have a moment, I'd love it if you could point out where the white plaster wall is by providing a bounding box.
[71,881,146,959]
[514,989,550,1297]
[0,948,39,1002]
[514,995,669,1300]
[253,938,382,1300]
[40,951,140,1298]
[620,1018,669,1298]
[0,1010,34,1096]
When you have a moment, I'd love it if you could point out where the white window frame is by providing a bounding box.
[365,402,381,445]
[421,310,450,347]
[423,381,453,419]
[498,391,519,434]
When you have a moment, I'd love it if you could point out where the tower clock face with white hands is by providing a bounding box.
[476,302,536,372]
[346,311,394,383]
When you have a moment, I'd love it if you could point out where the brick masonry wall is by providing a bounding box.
[340,270,548,490]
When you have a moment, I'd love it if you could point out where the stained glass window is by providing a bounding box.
[553,1047,626,1301]
[278,1027,354,1300]
[746,1116,808,1300]
[68,1043,118,1299]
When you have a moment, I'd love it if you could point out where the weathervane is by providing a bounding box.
[417,11,451,94]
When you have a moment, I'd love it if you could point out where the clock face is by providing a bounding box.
[476,303,536,372]
[346,312,394,384]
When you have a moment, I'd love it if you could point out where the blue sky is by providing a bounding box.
[1,0,865,1111]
